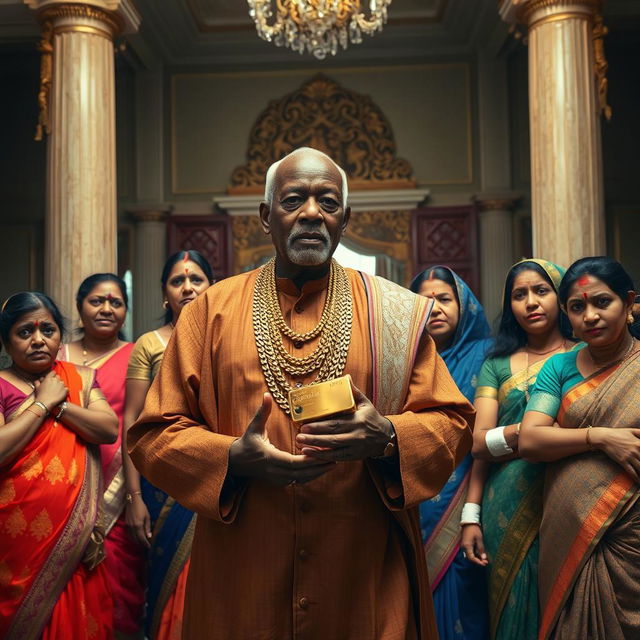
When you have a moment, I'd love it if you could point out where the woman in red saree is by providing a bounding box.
[0,291,118,639]
[519,257,640,640]
[60,274,143,638]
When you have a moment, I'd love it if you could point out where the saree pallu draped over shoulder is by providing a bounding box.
[0,361,106,640]
[361,272,439,638]
[538,351,640,640]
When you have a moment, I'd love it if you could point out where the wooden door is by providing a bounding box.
[412,205,480,295]
[167,215,232,280]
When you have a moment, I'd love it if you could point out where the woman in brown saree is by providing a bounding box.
[519,256,640,640]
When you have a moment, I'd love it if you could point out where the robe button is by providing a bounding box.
[294,303,304,313]
[298,596,309,610]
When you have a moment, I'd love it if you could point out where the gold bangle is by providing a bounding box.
[586,425,594,450]
[125,491,142,504]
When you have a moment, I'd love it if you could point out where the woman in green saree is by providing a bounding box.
[461,259,575,640]
[520,257,640,639]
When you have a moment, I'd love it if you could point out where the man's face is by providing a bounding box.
[260,151,350,273]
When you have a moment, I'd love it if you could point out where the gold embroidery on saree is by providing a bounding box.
[475,385,498,400]
[0,479,16,506]
[29,508,53,541]
[67,459,78,485]
[498,359,546,405]
[44,455,65,484]
[5,507,27,538]
[20,451,43,480]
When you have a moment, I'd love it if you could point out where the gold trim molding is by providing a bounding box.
[473,196,521,212]
[34,19,53,141]
[229,74,416,194]
[128,210,171,224]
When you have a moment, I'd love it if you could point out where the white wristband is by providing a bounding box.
[460,503,481,526]
[485,426,514,457]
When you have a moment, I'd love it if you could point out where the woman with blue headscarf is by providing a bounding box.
[410,266,492,640]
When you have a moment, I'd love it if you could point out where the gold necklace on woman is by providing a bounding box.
[253,258,353,414]
[81,339,121,367]
[588,336,636,369]
[9,366,37,392]
[523,339,567,401]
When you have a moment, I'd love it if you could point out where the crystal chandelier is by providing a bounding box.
[247,1,392,60]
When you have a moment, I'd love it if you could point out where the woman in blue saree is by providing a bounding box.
[411,266,492,640]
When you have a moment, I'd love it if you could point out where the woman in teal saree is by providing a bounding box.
[461,259,575,640]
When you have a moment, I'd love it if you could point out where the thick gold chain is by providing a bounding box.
[253,258,353,413]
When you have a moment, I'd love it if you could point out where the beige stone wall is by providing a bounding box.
[169,63,478,198]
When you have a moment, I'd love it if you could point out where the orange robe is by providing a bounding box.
[129,268,474,640]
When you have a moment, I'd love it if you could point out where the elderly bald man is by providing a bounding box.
[129,147,474,639]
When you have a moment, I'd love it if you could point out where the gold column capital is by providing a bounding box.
[24,0,140,36]
[128,206,172,224]
[500,0,601,27]
[472,193,522,213]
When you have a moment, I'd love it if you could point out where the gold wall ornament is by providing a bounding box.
[34,19,53,141]
[593,13,612,121]
[247,0,391,60]
[232,215,274,274]
[229,74,415,194]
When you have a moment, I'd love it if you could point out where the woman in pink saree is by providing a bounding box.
[60,273,143,639]
[519,257,640,640]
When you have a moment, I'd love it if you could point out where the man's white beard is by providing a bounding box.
[285,225,333,266]
[286,244,332,266]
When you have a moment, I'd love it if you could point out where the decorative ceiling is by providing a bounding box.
[0,0,638,68]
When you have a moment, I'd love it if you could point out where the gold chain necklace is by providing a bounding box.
[523,340,567,401]
[588,336,636,369]
[253,258,353,413]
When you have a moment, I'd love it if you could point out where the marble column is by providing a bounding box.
[25,0,139,322]
[500,0,606,268]
[473,194,520,322]
[129,207,170,338]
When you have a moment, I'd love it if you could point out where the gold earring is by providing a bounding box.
[163,300,168,310]
[628,312,635,325]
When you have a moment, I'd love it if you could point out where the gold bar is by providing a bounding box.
[288,375,356,425]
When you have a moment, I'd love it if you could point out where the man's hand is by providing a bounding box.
[295,380,394,462]
[228,393,336,486]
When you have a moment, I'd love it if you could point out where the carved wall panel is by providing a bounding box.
[167,215,232,279]
[229,74,415,194]
[412,205,479,294]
